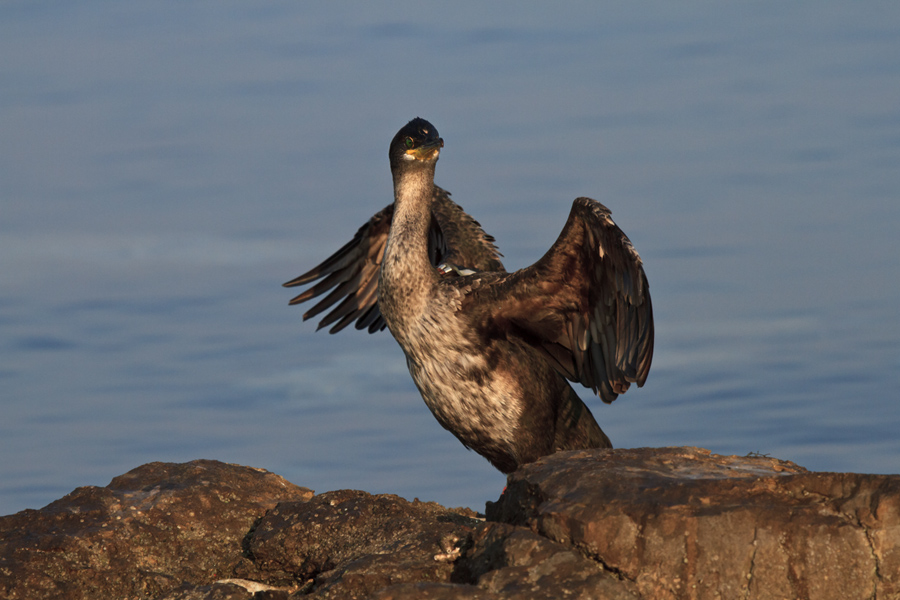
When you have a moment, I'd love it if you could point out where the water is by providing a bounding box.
[2,1,899,516]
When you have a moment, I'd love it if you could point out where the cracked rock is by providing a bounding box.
[488,446,900,600]
[457,522,640,599]
[3,449,900,599]
[233,489,481,598]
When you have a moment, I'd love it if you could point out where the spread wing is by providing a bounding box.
[428,188,505,274]
[283,186,504,333]
[463,197,653,403]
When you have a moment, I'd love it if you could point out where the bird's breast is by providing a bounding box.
[400,310,523,451]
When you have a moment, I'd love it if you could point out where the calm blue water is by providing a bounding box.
[2,1,899,516]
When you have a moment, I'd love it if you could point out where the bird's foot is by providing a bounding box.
[436,262,477,277]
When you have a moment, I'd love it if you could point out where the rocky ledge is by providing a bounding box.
[2,447,899,599]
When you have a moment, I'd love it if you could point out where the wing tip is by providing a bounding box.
[283,273,318,288]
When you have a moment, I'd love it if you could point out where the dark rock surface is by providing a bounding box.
[232,489,482,598]
[2,448,899,599]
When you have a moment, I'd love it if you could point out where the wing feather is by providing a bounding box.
[284,186,504,333]
[464,197,654,403]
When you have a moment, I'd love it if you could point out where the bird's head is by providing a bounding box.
[389,117,443,171]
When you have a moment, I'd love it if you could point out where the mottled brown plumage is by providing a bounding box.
[284,117,654,473]
[284,186,504,333]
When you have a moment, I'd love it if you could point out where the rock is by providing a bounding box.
[367,582,500,599]
[233,489,482,598]
[457,522,640,599]
[3,448,900,599]
[161,579,292,600]
[488,446,900,600]
[0,460,312,600]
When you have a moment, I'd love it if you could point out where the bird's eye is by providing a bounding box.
[405,137,414,149]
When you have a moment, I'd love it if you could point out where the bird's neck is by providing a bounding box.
[379,167,439,338]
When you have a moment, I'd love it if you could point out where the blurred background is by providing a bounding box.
[2,1,899,516]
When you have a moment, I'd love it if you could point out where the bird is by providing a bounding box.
[284,117,654,474]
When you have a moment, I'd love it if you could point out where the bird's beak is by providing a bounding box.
[407,138,444,161]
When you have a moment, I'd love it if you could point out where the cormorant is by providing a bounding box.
[284,117,653,473]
